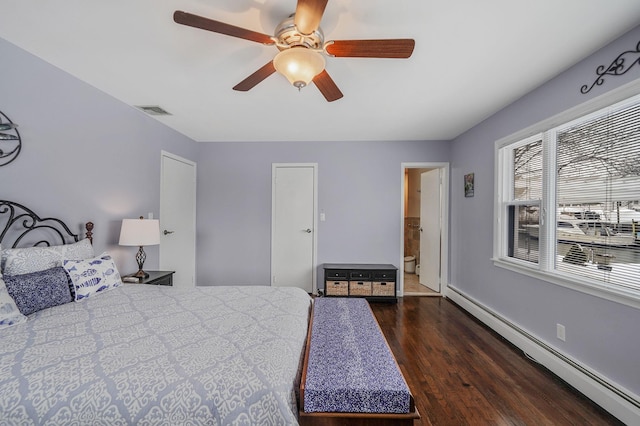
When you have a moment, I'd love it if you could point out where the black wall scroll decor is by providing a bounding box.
[0,110,21,166]
[580,40,640,94]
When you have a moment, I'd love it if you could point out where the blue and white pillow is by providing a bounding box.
[3,267,73,316]
[63,252,122,301]
[2,239,94,276]
[0,273,28,329]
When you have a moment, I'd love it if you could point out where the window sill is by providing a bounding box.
[492,257,640,310]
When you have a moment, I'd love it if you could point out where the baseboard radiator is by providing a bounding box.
[445,285,640,425]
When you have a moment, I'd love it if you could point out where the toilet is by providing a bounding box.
[404,255,416,273]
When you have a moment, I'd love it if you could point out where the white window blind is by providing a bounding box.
[508,138,543,264]
[553,98,640,291]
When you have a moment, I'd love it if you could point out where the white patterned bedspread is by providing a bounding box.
[0,285,312,425]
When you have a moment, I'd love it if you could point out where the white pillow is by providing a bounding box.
[0,272,27,329]
[2,239,94,276]
[63,252,122,301]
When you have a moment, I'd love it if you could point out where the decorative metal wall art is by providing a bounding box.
[0,110,21,166]
[580,40,640,94]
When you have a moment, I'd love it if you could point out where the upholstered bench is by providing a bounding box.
[299,298,419,425]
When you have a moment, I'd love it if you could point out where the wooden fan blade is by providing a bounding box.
[174,11,274,45]
[326,39,415,58]
[294,0,328,35]
[313,70,343,102]
[233,61,277,92]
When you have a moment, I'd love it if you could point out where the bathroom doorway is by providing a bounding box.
[401,163,449,296]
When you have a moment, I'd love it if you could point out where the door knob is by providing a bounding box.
[163,230,175,235]
[304,228,312,233]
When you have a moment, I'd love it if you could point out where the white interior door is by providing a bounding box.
[271,164,317,293]
[420,169,441,292]
[160,151,196,287]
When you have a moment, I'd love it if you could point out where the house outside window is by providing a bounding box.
[494,90,640,305]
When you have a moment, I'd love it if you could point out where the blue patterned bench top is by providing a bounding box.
[303,298,412,413]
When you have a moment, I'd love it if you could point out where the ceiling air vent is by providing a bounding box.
[136,105,171,116]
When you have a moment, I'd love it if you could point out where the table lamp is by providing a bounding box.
[119,216,160,279]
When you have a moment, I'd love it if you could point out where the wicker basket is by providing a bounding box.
[325,281,348,296]
[372,281,395,297]
[349,281,372,296]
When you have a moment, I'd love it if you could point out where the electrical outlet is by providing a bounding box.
[556,324,566,341]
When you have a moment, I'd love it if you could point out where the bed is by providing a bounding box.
[0,200,312,425]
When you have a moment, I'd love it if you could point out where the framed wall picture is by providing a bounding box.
[464,173,474,197]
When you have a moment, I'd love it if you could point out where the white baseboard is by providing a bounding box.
[444,285,640,425]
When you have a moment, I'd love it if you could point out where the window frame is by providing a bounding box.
[493,79,640,309]
[500,134,544,265]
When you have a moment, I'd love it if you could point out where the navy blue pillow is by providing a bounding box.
[4,267,73,316]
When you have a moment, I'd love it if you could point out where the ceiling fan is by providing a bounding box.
[173,0,415,102]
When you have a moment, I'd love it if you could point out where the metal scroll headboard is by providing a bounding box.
[0,200,93,248]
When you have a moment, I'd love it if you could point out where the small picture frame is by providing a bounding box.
[464,173,474,197]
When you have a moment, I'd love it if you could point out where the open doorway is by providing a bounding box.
[400,163,449,296]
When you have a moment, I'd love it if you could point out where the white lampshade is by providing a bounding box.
[273,48,325,89]
[119,218,160,246]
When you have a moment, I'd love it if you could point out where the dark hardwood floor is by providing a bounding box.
[369,297,624,426]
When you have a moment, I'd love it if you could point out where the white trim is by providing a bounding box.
[445,285,640,425]
[400,162,450,297]
[271,163,318,293]
[492,257,640,310]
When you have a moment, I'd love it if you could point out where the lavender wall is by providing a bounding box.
[449,26,640,396]
[0,38,198,273]
[194,140,449,285]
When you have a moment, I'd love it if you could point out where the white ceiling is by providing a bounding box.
[1,0,640,142]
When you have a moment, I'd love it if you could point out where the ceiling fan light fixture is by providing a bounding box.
[273,47,325,90]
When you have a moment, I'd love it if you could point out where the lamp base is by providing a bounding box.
[133,269,149,279]
[134,246,149,279]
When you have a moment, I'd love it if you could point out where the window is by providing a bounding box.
[495,90,640,304]
[505,136,543,264]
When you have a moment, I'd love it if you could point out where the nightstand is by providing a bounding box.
[124,271,175,286]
